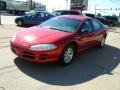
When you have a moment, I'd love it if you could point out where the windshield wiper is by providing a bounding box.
[48,27,60,30]
[49,27,71,32]
[38,26,71,32]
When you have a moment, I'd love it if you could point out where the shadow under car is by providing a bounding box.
[14,45,120,86]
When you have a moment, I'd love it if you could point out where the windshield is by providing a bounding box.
[39,17,80,32]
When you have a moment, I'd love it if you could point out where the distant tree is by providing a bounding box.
[52,8,55,12]
[112,14,117,17]
[97,13,102,17]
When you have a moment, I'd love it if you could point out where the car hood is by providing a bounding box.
[13,26,73,46]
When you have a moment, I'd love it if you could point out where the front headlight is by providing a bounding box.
[30,44,57,51]
[11,34,16,42]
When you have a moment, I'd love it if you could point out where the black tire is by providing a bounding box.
[59,44,75,65]
[17,20,23,26]
[97,36,106,48]
[110,22,114,27]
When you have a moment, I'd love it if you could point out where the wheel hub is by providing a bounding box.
[64,48,74,63]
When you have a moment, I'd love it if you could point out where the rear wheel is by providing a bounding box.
[110,22,114,27]
[97,36,106,48]
[60,44,75,65]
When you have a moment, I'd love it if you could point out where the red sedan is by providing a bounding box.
[10,15,108,65]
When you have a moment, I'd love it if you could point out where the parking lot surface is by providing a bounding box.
[0,17,120,90]
[1,15,17,25]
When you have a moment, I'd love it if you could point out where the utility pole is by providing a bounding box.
[29,0,32,10]
[95,4,97,15]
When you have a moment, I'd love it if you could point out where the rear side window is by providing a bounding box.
[91,20,101,31]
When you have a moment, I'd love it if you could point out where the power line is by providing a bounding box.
[110,0,120,6]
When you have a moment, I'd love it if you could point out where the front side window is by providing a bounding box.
[39,17,81,32]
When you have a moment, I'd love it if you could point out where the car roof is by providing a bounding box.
[54,10,80,12]
[26,10,49,14]
[28,10,52,13]
[57,15,91,21]
[35,11,55,15]
[35,11,49,13]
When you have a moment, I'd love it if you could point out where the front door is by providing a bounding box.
[76,20,95,51]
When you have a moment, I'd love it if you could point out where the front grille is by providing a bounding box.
[23,51,35,59]
[39,54,47,60]
[11,44,35,59]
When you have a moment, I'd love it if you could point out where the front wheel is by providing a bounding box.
[60,44,75,65]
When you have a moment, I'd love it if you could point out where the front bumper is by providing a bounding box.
[10,41,62,63]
